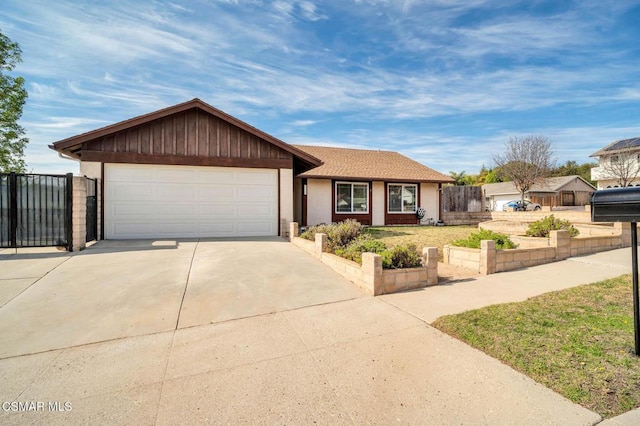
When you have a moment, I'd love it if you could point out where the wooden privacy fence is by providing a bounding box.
[443,186,483,212]
[528,190,593,207]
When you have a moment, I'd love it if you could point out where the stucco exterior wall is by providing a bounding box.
[306,178,332,225]
[372,181,385,226]
[80,161,101,179]
[560,178,595,191]
[280,168,294,232]
[419,183,440,222]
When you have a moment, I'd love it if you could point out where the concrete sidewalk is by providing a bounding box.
[381,247,634,323]
[1,247,638,424]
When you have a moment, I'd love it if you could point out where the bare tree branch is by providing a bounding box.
[493,135,555,204]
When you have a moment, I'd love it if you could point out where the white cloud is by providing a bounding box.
[2,0,638,175]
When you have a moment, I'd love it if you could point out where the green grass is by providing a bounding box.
[433,275,640,418]
[367,225,476,261]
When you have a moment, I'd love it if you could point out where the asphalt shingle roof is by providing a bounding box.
[482,175,595,196]
[294,145,454,183]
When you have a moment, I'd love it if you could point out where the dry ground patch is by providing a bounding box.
[367,225,477,261]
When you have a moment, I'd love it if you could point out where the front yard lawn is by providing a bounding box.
[367,225,476,261]
[433,275,640,418]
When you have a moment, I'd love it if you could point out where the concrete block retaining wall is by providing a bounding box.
[445,224,633,275]
[495,247,556,273]
[480,220,617,237]
[444,209,594,226]
[289,222,438,296]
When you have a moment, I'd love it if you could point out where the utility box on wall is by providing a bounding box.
[591,187,640,222]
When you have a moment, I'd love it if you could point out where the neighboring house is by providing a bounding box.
[482,176,596,211]
[590,137,640,189]
[293,145,454,227]
[50,99,452,239]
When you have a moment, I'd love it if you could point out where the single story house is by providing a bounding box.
[482,176,596,211]
[293,145,453,226]
[50,99,452,239]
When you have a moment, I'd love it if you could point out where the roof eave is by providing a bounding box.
[297,174,454,183]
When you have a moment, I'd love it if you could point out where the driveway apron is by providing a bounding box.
[0,238,361,358]
[178,237,363,328]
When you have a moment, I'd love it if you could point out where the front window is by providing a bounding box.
[388,184,417,213]
[335,182,369,213]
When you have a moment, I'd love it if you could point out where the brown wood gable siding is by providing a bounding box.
[80,109,293,169]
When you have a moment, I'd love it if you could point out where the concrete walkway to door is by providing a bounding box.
[0,237,362,358]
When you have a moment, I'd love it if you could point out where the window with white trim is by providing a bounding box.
[335,182,369,213]
[388,184,417,213]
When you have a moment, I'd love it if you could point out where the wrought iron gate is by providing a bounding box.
[86,178,97,242]
[0,173,72,249]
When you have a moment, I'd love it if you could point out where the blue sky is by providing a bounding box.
[2,0,640,175]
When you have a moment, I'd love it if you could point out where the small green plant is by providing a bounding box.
[526,214,579,238]
[300,221,423,269]
[334,235,387,263]
[381,244,422,269]
[327,219,364,250]
[299,219,365,251]
[451,229,517,250]
[300,223,332,241]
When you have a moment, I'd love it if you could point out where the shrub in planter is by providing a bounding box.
[381,244,422,269]
[525,214,579,238]
[327,219,364,251]
[299,219,364,251]
[334,236,387,264]
[300,223,333,241]
[452,229,517,250]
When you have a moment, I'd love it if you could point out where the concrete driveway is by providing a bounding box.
[2,243,638,424]
[0,237,362,358]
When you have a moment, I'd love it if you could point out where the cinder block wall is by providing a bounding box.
[71,176,87,252]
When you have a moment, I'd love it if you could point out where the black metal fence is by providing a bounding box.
[0,173,72,249]
[86,178,97,242]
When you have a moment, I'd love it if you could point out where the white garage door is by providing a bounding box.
[105,164,278,239]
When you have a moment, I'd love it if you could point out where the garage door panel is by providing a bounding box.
[113,184,158,201]
[238,222,274,233]
[196,169,236,184]
[105,164,278,239]
[237,187,275,201]
[235,205,274,218]
[198,204,236,217]
[237,170,277,185]
[197,186,235,199]
[158,169,197,182]
[108,168,153,181]
[155,184,196,200]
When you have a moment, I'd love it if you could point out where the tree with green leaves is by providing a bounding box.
[550,160,598,186]
[493,135,555,204]
[0,30,28,172]
[449,170,469,186]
